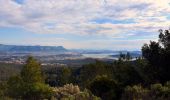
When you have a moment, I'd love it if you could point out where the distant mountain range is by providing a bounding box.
[0,44,142,58]
[0,44,67,52]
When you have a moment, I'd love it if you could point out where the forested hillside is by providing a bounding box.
[0,29,170,100]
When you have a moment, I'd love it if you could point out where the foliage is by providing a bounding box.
[150,82,170,99]
[6,56,53,100]
[21,56,43,83]
[122,81,170,100]
[27,82,54,99]
[58,67,72,86]
[119,52,132,61]
[113,60,143,86]
[159,29,170,49]
[142,29,170,83]
[7,75,23,98]
[52,83,101,100]
[79,60,113,88]
[89,75,119,100]
[122,85,149,100]
[0,82,13,100]
[0,63,21,82]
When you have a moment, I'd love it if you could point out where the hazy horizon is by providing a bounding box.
[0,0,170,50]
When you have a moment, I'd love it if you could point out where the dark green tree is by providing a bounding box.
[7,75,23,99]
[119,52,126,61]
[79,61,113,88]
[0,82,10,99]
[159,29,170,49]
[113,60,143,86]
[7,56,53,100]
[119,52,132,61]
[58,67,72,86]
[21,57,43,83]
[89,75,119,100]
[126,52,132,61]
[142,41,161,66]
[142,29,170,83]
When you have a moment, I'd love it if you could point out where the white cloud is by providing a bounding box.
[0,0,170,49]
[0,0,170,36]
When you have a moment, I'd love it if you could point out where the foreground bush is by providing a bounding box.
[89,75,119,100]
[122,85,149,100]
[122,81,170,100]
[52,83,101,100]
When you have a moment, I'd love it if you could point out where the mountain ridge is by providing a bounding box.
[0,44,67,52]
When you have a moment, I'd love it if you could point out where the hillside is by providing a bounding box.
[0,44,67,52]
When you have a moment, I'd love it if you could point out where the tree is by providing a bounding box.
[7,56,53,99]
[142,41,162,66]
[126,52,132,61]
[113,60,143,86]
[142,29,170,83]
[158,29,170,82]
[89,75,119,100]
[0,82,11,100]
[159,29,170,49]
[58,67,72,86]
[21,56,43,83]
[7,75,23,99]
[119,52,132,61]
[119,52,126,61]
[79,61,113,88]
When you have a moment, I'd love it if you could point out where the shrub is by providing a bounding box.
[122,81,170,100]
[52,84,101,100]
[89,75,119,100]
[122,85,149,100]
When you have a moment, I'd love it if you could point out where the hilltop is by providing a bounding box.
[0,44,67,53]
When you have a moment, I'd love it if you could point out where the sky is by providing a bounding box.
[0,0,170,50]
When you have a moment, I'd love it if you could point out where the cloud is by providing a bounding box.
[0,0,170,50]
[0,0,170,36]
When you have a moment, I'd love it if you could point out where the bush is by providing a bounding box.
[122,81,170,100]
[52,83,101,100]
[122,85,149,100]
[0,82,12,100]
[89,75,119,100]
[150,82,170,99]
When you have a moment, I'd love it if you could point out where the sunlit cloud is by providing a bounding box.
[0,0,170,49]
